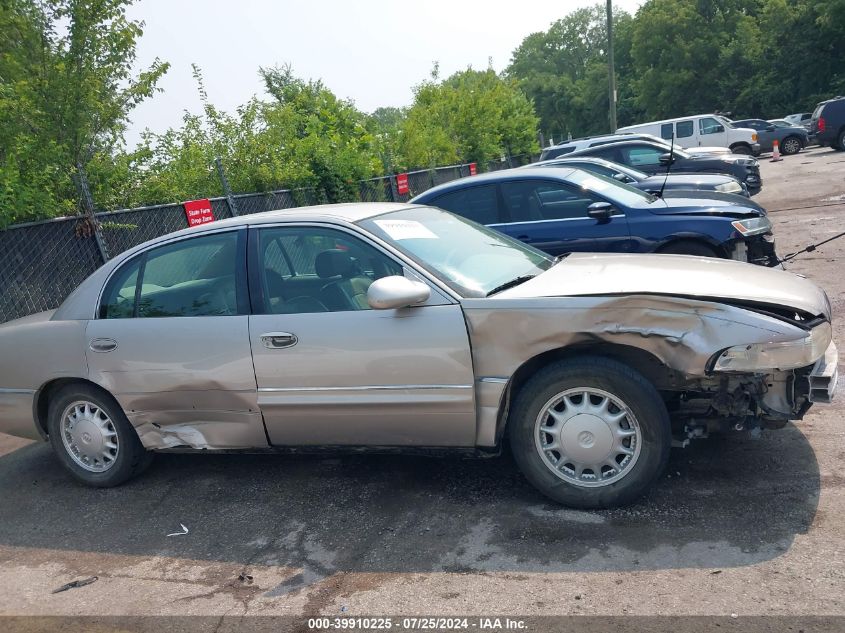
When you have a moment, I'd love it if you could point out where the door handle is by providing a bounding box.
[260,332,298,349]
[89,338,117,353]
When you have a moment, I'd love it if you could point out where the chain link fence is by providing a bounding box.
[0,157,537,323]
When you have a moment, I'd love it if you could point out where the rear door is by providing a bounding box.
[491,179,632,255]
[85,229,267,449]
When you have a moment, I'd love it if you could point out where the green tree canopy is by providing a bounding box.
[0,0,168,225]
[399,67,539,170]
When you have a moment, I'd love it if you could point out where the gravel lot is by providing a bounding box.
[0,147,844,629]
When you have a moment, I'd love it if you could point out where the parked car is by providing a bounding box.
[0,203,836,508]
[526,156,754,200]
[616,115,761,155]
[539,133,731,161]
[784,112,812,127]
[809,96,845,150]
[411,167,776,264]
[562,139,763,192]
[731,118,808,155]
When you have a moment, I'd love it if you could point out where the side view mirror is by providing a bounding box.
[765,125,775,132]
[367,275,430,310]
[659,153,675,165]
[612,172,628,182]
[587,201,614,222]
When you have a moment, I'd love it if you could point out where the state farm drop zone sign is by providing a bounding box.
[183,199,215,227]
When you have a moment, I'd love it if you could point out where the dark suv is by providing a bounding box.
[810,97,845,150]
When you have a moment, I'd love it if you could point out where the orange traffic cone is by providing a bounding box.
[771,139,783,162]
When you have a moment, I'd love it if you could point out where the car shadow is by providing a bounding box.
[0,424,819,594]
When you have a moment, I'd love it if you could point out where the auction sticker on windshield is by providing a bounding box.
[374,219,438,240]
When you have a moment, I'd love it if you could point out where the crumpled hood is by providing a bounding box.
[497,253,830,318]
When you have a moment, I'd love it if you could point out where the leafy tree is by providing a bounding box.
[0,0,168,225]
[399,67,539,170]
[507,4,637,140]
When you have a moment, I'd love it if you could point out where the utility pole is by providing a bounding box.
[606,0,618,133]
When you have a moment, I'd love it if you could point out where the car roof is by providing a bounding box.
[544,132,657,150]
[410,167,580,199]
[564,138,673,157]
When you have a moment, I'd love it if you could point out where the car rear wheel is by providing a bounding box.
[508,357,671,508]
[657,240,719,257]
[48,383,152,487]
[780,136,802,155]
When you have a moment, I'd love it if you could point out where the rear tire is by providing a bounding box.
[508,357,671,509]
[657,240,720,258]
[780,136,802,155]
[47,384,152,487]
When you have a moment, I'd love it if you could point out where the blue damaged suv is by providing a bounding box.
[411,167,778,266]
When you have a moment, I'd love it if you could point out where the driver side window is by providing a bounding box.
[256,227,403,314]
[621,146,663,167]
[699,117,724,135]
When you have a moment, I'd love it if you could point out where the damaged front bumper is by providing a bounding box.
[806,341,838,404]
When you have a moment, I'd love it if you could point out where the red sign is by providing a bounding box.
[396,173,409,196]
[183,199,215,227]
[469,162,477,176]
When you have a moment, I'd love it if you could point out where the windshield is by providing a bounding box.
[566,168,657,206]
[358,207,554,297]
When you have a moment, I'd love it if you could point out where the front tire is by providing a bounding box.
[657,240,719,257]
[508,357,671,508]
[47,384,152,487]
[730,144,752,155]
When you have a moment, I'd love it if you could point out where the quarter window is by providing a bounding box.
[660,123,673,139]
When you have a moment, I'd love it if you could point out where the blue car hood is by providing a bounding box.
[647,196,762,217]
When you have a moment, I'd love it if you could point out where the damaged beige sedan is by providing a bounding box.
[0,203,837,508]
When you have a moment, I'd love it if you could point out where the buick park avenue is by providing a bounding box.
[0,203,836,508]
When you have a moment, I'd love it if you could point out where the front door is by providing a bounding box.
[491,179,633,256]
[247,224,477,447]
[85,229,267,449]
[698,116,728,147]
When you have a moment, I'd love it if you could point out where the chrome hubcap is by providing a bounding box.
[534,388,641,488]
[783,138,799,153]
[61,401,119,472]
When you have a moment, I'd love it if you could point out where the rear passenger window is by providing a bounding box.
[430,185,500,225]
[676,120,694,138]
[660,123,673,139]
[101,232,240,319]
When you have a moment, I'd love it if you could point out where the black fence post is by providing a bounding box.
[215,157,240,217]
[75,162,110,263]
[388,174,399,202]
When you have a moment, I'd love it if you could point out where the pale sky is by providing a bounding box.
[124,0,644,148]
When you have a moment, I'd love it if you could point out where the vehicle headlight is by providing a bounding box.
[715,181,742,194]
[725,157,757,167]
[713,322,832,372]
[731,216,771,236]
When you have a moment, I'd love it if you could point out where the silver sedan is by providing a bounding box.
[0,203,837,508]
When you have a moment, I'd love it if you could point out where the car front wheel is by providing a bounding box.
[508,357,671,508]
[47,383,152,487]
